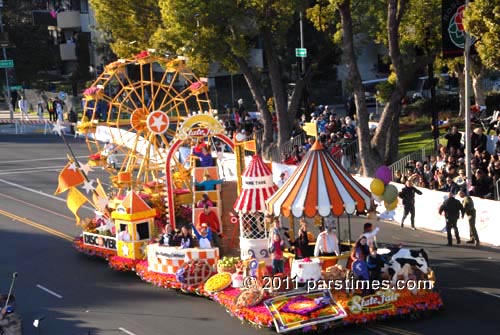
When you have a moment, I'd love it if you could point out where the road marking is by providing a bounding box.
[0,208,74,242]
[0,156,88,165]
[482,291,500,299]
[364,326,389,335]
[0,192,74,221]
[118,328,137,335]
[374,324,423,335]
[36,284,63,299]
[0,168,63,176]
[0,179,94,211]
[0,165,65,173]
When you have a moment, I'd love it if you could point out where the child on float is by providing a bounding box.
[191,222,213,249]
[159,224,175,246]
[366,246,386,282]
[269,231,285,275]
[175,225,194,248]
[350,236,369,264]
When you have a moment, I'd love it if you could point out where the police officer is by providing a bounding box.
[459,190,480,247]
[398,180,422,230]
[439,192,464,246]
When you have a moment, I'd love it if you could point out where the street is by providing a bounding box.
[0,134,499,335]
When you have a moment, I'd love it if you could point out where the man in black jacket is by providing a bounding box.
[439,193,464,246]
[398,180,422,230]
[444,126,462,151]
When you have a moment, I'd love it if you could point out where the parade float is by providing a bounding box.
[53,52,442,333]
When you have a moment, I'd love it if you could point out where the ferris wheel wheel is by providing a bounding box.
[78,52,212,189]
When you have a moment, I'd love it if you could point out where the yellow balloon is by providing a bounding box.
[385,199,398,211]
[370,178,385,196]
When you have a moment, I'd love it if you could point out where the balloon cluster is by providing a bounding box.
[370,166,398,211]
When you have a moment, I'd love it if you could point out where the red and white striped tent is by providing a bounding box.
[233,155,278,213]
[266,141,371,218]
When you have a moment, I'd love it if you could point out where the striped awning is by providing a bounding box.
[266,141,371,217]
[234,155,278,213]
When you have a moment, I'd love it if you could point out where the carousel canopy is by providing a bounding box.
[266,141,371,218]
[234,155,278,214]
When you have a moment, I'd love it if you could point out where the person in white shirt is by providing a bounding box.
[314,218,340,256]
[277,172,287,188]
[360,222,380,248]
[118,228,131,242]
[18,96,29,120]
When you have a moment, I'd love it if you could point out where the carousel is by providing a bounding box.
[54,52,442,334]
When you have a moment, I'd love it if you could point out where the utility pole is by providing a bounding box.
[299,11,305,77]
[0,1,12,122]
[464,0,472,191]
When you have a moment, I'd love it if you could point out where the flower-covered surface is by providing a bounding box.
[73,237,116,260]
[108,256,139,272]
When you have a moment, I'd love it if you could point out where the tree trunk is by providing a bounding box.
[262,28,290,148]
[338,0,380,176]
[232,55,273,154]
[370,0,408,167]
[289,68,312,121]
[470,56,485,106]
[454,63,465,117]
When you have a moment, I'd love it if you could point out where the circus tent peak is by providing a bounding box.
[266,141,371,218]
[234,155,277,214]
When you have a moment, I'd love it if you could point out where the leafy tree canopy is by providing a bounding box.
[464,0,500,70]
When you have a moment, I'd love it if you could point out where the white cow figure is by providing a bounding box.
[379,248,430,284]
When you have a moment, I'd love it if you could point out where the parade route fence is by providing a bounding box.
[4,119,77,135]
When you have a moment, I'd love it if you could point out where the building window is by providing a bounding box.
[80,0,89,13]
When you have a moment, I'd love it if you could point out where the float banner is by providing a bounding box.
[83,232,117,250]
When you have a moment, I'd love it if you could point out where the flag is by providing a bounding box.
[67,187,88,223]
[243,140,256,152]
[55,162,85,195]
[92,178,107,204]
[303,122,318,137]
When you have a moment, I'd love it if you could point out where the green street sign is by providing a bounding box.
[10,85,22,91]
[295,48,307,58]
[0,59,14,68]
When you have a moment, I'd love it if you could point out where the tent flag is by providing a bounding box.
[54,162,85,195]
[67,187,88,223]
[303,122,318,138]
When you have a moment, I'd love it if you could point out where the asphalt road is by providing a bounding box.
[0,133,499,335]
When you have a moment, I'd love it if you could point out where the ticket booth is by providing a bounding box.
[112,191,157,259]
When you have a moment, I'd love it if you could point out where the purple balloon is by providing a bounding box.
[375,166,392,184]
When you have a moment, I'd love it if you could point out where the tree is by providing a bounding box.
[3,0,61,85]
[90,0,332,154]
[309,0,440,175]
[89,0,163,57]
[464,0,500,71]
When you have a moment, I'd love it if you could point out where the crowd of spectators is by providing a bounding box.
[394,126,500,199]
[284,105,359,165]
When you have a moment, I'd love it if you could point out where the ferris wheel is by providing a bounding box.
[78,52,212,189]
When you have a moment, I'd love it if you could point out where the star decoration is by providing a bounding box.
[68,162,78,171]
[151,115,167,132]
[82,179,96,194]
[122,244,129,256]
[96,196,109,210]
[79,163,94,175]
[96,218,114,233]
[52,122,66,136]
